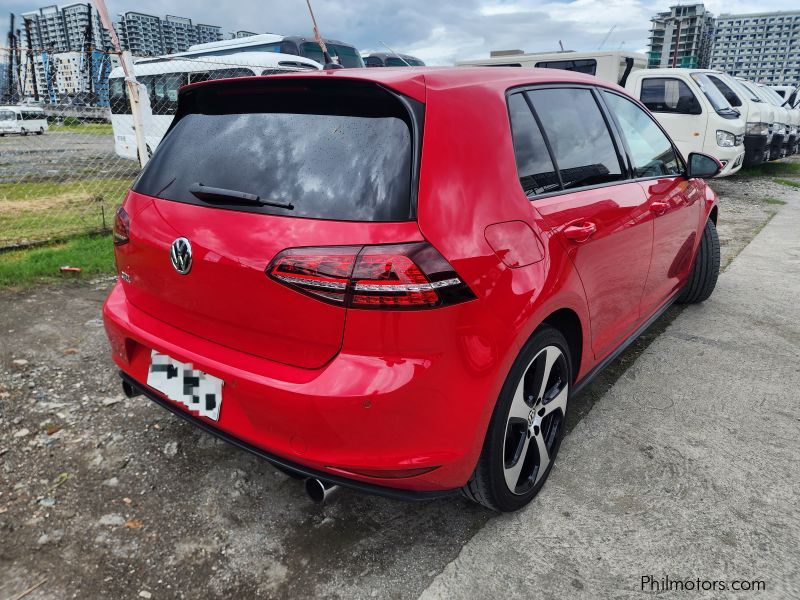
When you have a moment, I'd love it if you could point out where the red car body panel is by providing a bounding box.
[103,67,718,494]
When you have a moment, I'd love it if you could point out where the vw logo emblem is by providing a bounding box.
[170,237,192,275]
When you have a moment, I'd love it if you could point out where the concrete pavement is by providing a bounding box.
[419,188,800,599]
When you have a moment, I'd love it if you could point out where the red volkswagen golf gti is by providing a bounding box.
[104,67,720,511]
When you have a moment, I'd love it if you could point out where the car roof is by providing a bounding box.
[182,66,626,104]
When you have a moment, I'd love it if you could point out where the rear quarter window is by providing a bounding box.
[133,79,421,222]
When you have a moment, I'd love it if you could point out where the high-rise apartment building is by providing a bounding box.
[196,24,224,45]
[711,11,800,85]
[162,15,197,54]
[21,3,111,52]
[647,3,716,69]
[114,11,226,56]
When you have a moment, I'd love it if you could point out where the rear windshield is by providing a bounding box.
[133,79,420,221]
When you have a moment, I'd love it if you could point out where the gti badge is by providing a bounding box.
[170,237,192,275]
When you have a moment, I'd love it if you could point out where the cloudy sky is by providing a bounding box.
[8,0,800,64]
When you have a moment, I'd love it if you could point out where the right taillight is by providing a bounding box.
[267,242,475,310]
[113,206,130,246]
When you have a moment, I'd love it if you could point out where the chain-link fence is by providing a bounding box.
[0,46,318,249]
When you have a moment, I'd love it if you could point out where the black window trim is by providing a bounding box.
[505,83,631,201]
[506,83,688,202]
[596,88,687,183]
[639,76,704,116]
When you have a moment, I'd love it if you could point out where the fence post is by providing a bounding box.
[119,50,149,168]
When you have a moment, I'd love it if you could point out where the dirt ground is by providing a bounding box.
[0,166,794,599]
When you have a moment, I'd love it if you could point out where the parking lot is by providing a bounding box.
[1,164,798,599]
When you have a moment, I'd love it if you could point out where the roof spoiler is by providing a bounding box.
[618,57,634,88]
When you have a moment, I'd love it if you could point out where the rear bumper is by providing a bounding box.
[103,281,497,493]
[118,370,456,501]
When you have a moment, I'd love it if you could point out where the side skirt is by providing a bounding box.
[572,294,679,397]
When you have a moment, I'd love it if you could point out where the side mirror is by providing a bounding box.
[686,152,722,179]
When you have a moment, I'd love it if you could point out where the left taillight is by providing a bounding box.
[267,242,475,310]
[113,206,130,246]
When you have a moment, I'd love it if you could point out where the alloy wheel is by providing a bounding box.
[502,345,569,495]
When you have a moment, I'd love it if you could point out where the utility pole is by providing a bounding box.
[23,17,39,101]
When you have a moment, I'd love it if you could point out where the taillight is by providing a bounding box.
[267,243,475,310]
[113,206,130,246]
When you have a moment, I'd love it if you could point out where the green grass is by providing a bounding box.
[0,178,130,247]
[0,234,115,288]
[49,122,113,135]
[762,196,788,205]
[773,177,800,189]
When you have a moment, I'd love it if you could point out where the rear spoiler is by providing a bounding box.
[618,57,634,88]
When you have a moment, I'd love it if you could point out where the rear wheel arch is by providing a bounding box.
[541,308,583,383]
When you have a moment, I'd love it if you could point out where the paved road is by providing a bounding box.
[420,189,800,598]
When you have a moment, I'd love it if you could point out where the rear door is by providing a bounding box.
[117,78,423,369]
[600,90,700,314]
[509,87,653,360]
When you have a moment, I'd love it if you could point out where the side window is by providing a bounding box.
[527,88,624,190]
[364,56,383,67]
[534,59,597,75]
[640,78,702,114]
[603,91,682,178]
[507,93,560,196]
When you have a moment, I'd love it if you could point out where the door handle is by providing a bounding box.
[650,201,669,215]
[563,222,597,242]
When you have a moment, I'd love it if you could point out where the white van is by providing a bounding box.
[770,85,798,108]
[736,79,792,160]
[697,71,775,166]
[624,69,746,177]
[456,50,646,86]
[758,83,799,156]
[108,51,320,161]
[0,105,48,136]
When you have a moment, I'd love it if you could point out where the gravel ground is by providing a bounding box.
[0,163,796,599]
[0,131,139,185]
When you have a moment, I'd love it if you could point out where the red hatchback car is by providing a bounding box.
[103,67,720,511]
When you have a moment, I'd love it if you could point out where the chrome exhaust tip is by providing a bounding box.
[305,478,338,503]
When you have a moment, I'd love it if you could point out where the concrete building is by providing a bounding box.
[114,12,164,56]
[114,11,225,56]
[196,24,224,45]
[647,3,716,69]
[21,3,111,52]
[711,11,800,85]
[162,15,197,54]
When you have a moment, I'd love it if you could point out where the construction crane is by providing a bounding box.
[597,25,616,50]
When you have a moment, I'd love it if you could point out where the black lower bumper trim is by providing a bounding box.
[119,371,457,502]
[743,134,768,166]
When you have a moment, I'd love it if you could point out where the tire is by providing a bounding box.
[677,218,720,305]
[462,325,572,512]
[37,128,44,135]
[21,128,28,136]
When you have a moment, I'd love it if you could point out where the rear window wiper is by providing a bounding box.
[189,183,294,210]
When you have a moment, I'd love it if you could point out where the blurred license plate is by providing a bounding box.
[147,350,223,421]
